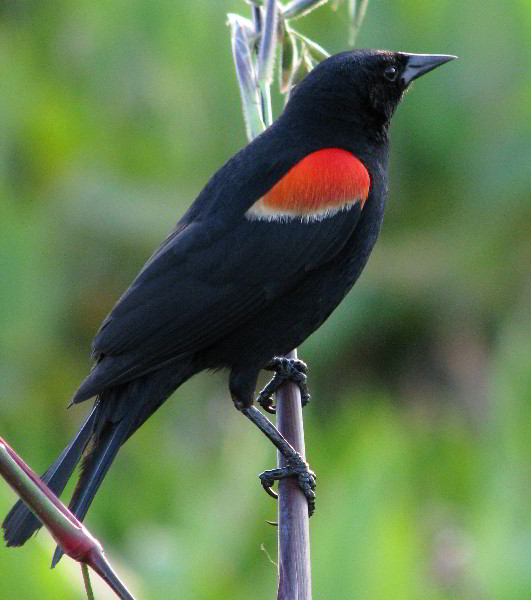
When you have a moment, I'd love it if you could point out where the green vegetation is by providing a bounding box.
[1,1,530,598]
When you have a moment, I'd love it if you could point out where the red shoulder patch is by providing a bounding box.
[247,148,370,221]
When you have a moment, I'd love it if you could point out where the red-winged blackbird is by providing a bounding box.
[3,50,455,563]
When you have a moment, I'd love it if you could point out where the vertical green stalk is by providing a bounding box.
[257,0,278,129]
[82,564,95,600]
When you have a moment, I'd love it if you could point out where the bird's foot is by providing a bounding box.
[241,405,316,516]
[257,356,310,414]
[259,454,316,517]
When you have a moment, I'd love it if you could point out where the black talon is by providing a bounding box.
[258,356,311,413]
[259,457,316,517]
[260,472,279,499]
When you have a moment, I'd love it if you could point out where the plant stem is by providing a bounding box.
[260,81,273,126]
[275,349,312,600]
[82,563,95,600]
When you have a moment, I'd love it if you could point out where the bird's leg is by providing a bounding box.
[230,367,316,515]
[240,405,316,516]
[257,356,310,414]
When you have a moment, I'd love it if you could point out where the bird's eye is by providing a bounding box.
[384,66,398,81]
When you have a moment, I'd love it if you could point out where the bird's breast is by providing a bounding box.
[246,148,370,222]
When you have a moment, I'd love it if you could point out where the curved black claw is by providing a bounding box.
[257,357,310,414]
[259,454,316,517]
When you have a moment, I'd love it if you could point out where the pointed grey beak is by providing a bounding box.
[401,53,457,86]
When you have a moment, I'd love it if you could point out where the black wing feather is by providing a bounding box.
[74,205,362,402]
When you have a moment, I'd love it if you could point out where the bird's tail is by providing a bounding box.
[51,407,139,567]
[2,403,99,547]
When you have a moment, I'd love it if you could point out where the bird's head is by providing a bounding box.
[284,49,456,142]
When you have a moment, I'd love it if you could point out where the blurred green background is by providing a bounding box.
[1,1,530,598]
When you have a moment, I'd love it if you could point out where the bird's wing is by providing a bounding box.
[74,147,370,400]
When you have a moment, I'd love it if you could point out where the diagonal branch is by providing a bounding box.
[0,437,135,600]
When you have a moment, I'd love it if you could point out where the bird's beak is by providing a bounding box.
[400,53,457,86]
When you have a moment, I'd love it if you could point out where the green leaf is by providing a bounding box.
[289,29,330,63]
[280,27,298,93]
[282,0,329,21]
[258,0,279,86]
[228,13,266,140]
[348,0,369,46]
[285,43,314,101]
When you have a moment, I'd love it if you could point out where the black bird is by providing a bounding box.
[3,50,455,564]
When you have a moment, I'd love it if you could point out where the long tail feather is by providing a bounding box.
[2,404,99,547]
[51,409,137,567]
